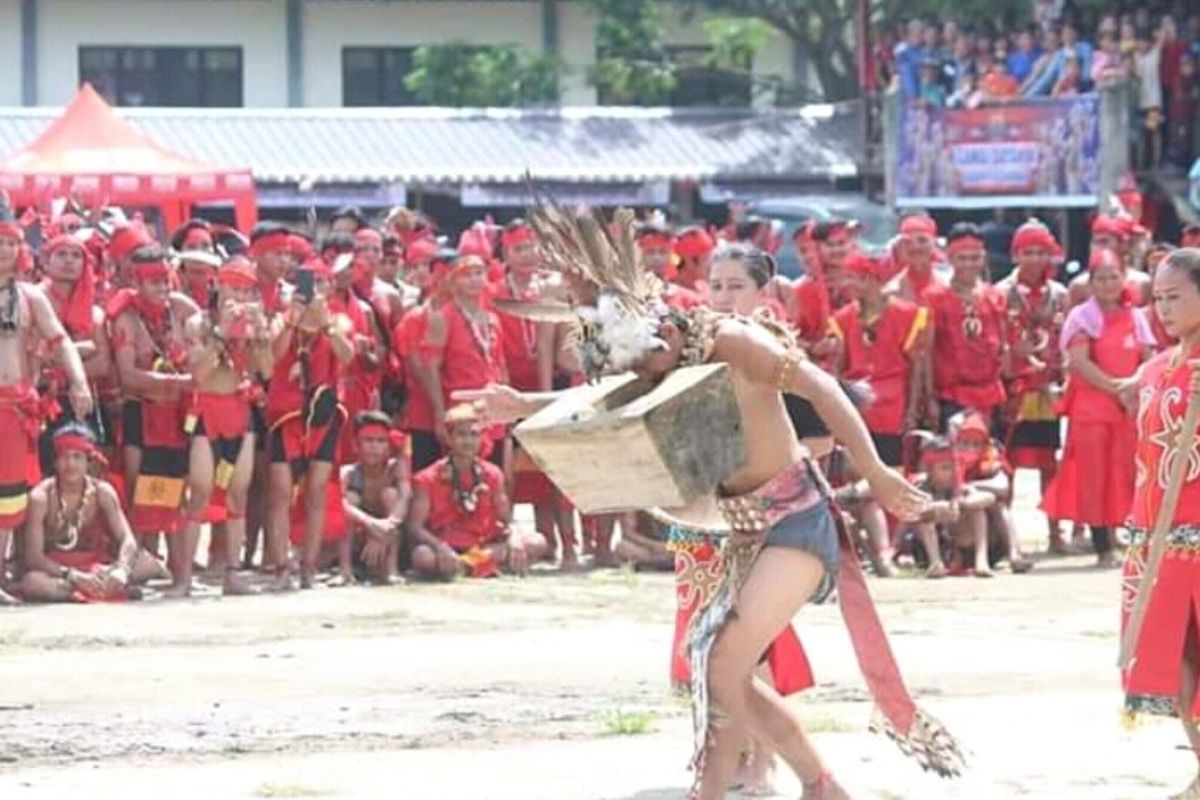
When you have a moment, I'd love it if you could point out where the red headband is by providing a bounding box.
[250,230,293,258]
[501,225,536,249]
[108,226,152,263]
[844,252,879,278]
[54,433,97,458]
[638,233,673,250]
[356,422,391,439]
[1011,223,1056,254]
[405,237,439,265]
[674,229,715,259]
[900,216,938,237]
[134,259,171,281]
[921,447,956,466]
[1088,248,1121,272]
[946,236,985,256]
[1091,215,1131,240]
[457,227,493,260]
[217,257,258,288]
[0,221,23,242]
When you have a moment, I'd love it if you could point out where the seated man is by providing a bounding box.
[18,424,163,602]
[408,404,546,579]
[900,435,996,578]
[340,411,411,585]
[948,411,1033,574]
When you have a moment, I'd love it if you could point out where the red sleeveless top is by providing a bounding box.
[923,283,1007,410]
[413,457,506,551]
[831,298,924,434]
[1131,348,1200,529]
[1063,306,1143,424]
[491,279,541,392]
[440,302,505,401]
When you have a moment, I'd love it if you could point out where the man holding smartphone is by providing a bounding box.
[263,258,354,590]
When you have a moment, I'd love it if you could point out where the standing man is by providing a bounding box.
[923,223,1008,430]
[672,225,715,297]
[181,258,272,595]
[996,220,1070,553]
[265,258,354,589]
[421,255,507,462]
[109,247,199,596]
[637,223,704,311]
[0,216,92,604]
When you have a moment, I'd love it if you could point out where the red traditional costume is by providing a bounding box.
[923,280,1008,422]
[830,259,926,462]
[0,382,45,528]
[1041,297,1153,527]
[1122,348,1200,718]
[997,222,1070,472]
[437,300,506,449]
[413,455,506,576]
[668,526,814,695]
[886,215,949,305]
[110,260,190,535]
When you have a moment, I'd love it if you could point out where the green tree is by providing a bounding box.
[404,43,564,106]
[588,0,678,105]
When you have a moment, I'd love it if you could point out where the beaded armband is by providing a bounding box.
[774,348,804,391]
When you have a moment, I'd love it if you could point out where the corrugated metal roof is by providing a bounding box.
[0,104,864,185]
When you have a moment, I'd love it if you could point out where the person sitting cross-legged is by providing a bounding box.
[407,404,547,579]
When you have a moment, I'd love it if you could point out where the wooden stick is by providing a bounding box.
[1119,363,1200,669]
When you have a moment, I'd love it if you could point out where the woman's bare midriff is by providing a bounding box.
[720,364,807,496]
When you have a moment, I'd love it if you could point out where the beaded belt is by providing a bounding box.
[716,459,824,535]
[1127,525,1200,553]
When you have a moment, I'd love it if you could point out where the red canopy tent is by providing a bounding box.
[0,83,257,232]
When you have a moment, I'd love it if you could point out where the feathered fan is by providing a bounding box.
[502,202,669,381]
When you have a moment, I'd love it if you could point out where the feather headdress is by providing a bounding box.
[522,203,671,380]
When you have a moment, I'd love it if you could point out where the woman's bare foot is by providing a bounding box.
[925,562,948,579]
[0,585,20,605]
[559,553,584,573]
[267,569,295,593]
[741,756,778,796]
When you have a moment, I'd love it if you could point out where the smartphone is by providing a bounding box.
[296,268,315,304]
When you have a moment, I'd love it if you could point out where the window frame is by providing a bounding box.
[78,45,244,107]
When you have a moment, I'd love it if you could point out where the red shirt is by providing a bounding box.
[997,273,1068,396]
[393,305,437,432]
[923,282,1007,412]
[438,302,506,402]
[491,277,541,392]
[266,332,342,423]
[792,276,832,345]
[831,298,925,434]
[1131,348,1200,529]
[413,456,506,551]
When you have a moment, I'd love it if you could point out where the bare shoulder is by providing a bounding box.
[95,480,122,507]
[29,478,52,504]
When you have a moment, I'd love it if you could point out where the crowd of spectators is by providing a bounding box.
[877,6,1200,171]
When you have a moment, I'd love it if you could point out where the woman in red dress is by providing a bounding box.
[1042,249,1154,567]
[1122,248,1200,798]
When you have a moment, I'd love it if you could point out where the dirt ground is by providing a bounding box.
[0,472,1194,800]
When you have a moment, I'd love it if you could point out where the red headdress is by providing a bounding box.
[107,225,153,264]
[405,236,440,266]
[899,214,938,238]
[216,256,258,289]
[674,227,716,260]
[844,251,881,278]
[501,223,536,250]
[1010,219,1057,254]
[457,224,496,260]
[42,234,95,339]
[1091,214,1131,241]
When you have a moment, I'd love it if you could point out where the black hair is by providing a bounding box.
[711,243,776,288]
[635,221,673,240]
[330,206,365,228]
[320,232,355,254]
[249,221,290,243]
[1165,248,1200,292]
[811,218,852,242]
[946,221,983,243]
[169,219,213,251]
[733,216,768,242]
[353,410,393,432]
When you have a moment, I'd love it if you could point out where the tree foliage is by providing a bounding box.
[588,0,678,105]
[404,43,564,107]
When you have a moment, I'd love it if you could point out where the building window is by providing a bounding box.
[667,46,751,107]
[80,47,243,107]
[343,47,418,106]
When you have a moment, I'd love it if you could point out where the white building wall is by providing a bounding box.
[556,0,596,106]
[35,0,288,107]
[301,0,544,107]
[0,0,22,106]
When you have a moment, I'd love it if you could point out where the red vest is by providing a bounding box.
[492,278,541,392]
[265,332,341,422]
[1131,348,1200,528]
[923,282,1007,411]
[440,302,506,401]
[1062,306,1143,424]
[394,306,435,432]
[832,298,924,434]
[413,457,505,551]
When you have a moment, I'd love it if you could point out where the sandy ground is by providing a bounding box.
[0,472,1194,800]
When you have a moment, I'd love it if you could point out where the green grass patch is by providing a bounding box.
[601,708,656,736]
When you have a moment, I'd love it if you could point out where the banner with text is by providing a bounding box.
[896,95,1100,209]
